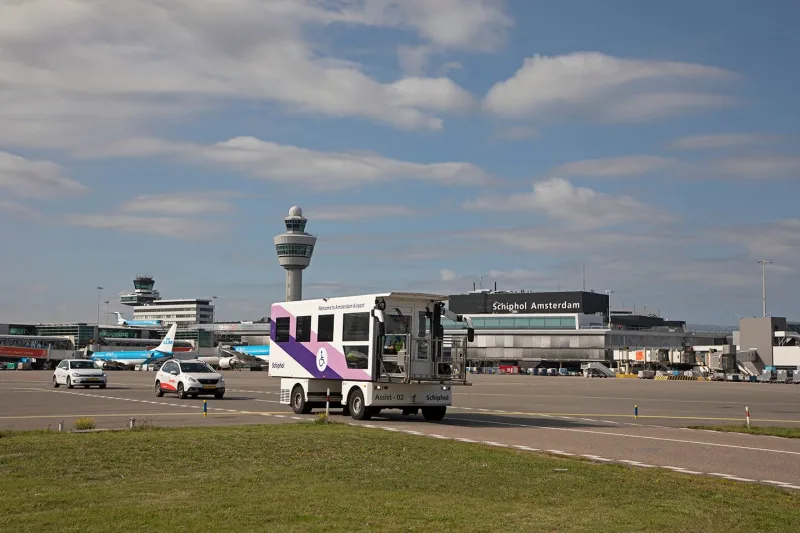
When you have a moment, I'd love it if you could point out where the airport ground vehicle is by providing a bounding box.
[269,292,475,421]
[154,358,225,399]
[53,359,107,389]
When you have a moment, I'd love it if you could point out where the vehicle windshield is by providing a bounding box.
[180,362,214,373]
[70,361,99,369]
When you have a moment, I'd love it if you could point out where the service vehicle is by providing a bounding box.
[269,292,475,421]
[154,358,225,399]
[53,359,107,389]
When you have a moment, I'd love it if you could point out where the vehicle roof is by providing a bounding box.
[272,291,449,305]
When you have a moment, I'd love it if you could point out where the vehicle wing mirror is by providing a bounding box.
[170,370,178,376]
[467,327,475,343]
[377,322,385,338]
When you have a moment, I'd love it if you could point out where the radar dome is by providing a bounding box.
[288,206,303,217]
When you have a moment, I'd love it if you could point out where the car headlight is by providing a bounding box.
[187,376,198,383]
[102,373,107,378]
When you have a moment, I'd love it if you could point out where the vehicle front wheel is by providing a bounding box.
[66,376,73,389]
[214,391,224,400]
[177,382,187,399]
[154,381,164,397]
[348,388,372,421]
[52,376,59,388]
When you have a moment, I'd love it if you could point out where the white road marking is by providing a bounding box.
[445,416,800,456]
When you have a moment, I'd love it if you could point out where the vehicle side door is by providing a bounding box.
[56,360,68,383]
[162,362,178,391]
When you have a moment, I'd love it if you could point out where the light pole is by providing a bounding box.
[96,286,103,325]
[105,300,110,323]
[757,260,772,318]
[212,295,218,323]
[605,289,613,327]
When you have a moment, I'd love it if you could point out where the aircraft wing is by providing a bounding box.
[219,347,266,367]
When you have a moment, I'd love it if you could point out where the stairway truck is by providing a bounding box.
[269,292,475,421]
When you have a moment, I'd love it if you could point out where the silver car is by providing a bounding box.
[53,359,107,389]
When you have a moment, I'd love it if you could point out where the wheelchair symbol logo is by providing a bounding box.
[316,347,328,372]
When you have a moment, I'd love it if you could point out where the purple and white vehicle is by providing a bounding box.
[269,292,475,422]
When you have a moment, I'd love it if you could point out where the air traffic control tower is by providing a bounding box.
[274,206,317,301]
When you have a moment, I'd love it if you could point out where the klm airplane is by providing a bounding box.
[232,345,270,357]
[90,324,178,368]
[114,312,164,328]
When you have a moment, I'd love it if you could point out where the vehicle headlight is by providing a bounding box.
[187,376,198,383]
[102,373,107,378]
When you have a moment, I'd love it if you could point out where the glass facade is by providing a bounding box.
[442,316,577,330]
[275,243,314,257]
[284,219,307,232]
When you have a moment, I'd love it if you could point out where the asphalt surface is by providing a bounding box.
[2,370,799,490]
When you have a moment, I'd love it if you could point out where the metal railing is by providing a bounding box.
[377,335,467,384]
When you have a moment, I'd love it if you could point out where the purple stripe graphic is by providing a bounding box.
[271,304,369,380]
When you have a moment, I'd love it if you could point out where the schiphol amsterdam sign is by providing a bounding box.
[492,299,581,312]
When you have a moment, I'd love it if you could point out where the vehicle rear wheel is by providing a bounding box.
[154,381,164,397]
[421,406,446,421]
[52,376,59,388]
[348,388,372,420]
[177,382,187,399]
[291,385,312,414]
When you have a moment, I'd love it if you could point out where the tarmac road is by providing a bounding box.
[1,370,798,490]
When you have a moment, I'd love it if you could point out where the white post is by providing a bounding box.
[325,388,330,417]
[746,406,750,429]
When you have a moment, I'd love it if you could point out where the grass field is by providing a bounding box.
[1,423,799,533]
[688,425,800,439]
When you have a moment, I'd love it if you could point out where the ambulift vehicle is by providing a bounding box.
[269,292,475,422]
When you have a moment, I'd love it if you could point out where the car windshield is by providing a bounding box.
[70,361,99,369]
[180,362,214,373]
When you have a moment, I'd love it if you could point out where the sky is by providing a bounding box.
[1,0,799,326]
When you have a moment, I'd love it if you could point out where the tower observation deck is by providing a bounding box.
[120,275,161,307]
[274,206,317,302]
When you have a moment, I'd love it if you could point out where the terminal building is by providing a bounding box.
[442,289,734,373]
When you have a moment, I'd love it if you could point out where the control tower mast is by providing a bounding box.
[274,206,317,302]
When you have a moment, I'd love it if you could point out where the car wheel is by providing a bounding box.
[66,376,73,389]
[177,382,187,399]
[99,384,106,389]
[291,385,312,414]
[348,388,372,420]
[214,391,224,400]
[52,375,60,388]
[154,381,164,397]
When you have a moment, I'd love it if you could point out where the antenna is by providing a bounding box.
[582,263,586,291]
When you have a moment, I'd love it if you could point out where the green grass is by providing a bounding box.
[0,424,798,533]
[688,424,800,439]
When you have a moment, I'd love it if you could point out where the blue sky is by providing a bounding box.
[1,0,799,325]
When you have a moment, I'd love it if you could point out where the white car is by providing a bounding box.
[53,359,107,389]
[154,359,225,399]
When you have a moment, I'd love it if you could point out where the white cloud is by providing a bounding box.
[397,45,432,75]
[0,0,491,151]
[119,192,240,215]
[0,151,88,198]
[603,92,737,121]
[483,52,736,122]
[440,269,456,281]
[553,155,675,177]
[92,136,496,190]
[353,0,514,52]
[667,133,783,151]
[0,200,43,221]
[711,219,800,261]
[463,177,677,228]
[64,213,226,241]
[712,156,800,179]
[312,204,417,221]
